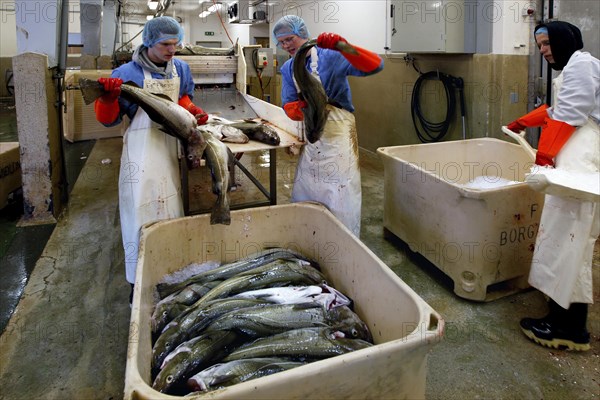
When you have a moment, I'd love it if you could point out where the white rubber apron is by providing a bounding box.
[119,68,183,284]
[528,72,600,308]
[291,47,362,237]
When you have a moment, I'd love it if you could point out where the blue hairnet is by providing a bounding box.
[272,15,310,42]
[534,26,548,35]
[143,16,184,47]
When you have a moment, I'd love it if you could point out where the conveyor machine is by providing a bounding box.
[175,43,303,214]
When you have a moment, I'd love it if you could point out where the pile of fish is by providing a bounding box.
[150,248,374,395]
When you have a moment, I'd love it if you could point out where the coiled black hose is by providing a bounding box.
[411,71,465,143]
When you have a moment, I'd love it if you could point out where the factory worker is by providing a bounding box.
[506,21,599,351]
[94,16,208,303]
[272,15,383,237]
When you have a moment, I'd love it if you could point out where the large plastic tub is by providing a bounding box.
[125,203,443,399]
[377,138,545,301]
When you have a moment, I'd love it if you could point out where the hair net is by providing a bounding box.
[272,15,310,42]
[534,21,583,71]
[143,16,184,47]
[534,26,548,35]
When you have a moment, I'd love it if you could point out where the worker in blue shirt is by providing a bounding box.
[93,16,208,303]
[273,15,383,237]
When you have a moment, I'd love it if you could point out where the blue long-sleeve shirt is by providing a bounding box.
[108,59,195,125]
[280,47,383,113]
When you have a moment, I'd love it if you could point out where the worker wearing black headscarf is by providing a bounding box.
[505,21,599,351]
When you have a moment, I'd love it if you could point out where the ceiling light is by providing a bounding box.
[198,11,210,18]
[148,0,159,11]
[146,15,154,20]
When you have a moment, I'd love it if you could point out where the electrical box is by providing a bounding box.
[242,46,274,78]
[387,0,475,53]
[228,0,268,24]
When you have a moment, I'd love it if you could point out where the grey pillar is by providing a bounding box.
[12,53,64,226]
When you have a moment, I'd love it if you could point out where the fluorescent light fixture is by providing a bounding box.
[198,11,210,18]
[146,15,154,20]
[148,0,159,10]
[207,4,221,12]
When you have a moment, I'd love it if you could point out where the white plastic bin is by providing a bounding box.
[378,138,545,301]
[125,203,444,399]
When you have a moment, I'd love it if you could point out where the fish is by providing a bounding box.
[188,258,326,310]
[78,78,207,169]
[187,358,306,392]
[156,248,311,299]
[207,116,281,146]
[232,283,353,311]
[151,298,271,374]
[293,39,330,144]
[198,129,234,225]
[199,123,249,144]
[152,330,239,393]
[151,281,221,335]
[176,40,237,56]
[203,303,373,342]
[222,327,373,362]
[292,39,361,144]
[229,120,281,146]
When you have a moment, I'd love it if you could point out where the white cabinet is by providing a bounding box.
[387,0,475,53]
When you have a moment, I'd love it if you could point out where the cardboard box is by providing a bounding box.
[63,70,127,142]
[0,142,21,208]
[125,203,444,399]
[378,138,545,301]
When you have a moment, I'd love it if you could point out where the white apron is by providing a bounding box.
[528,73,600,308]
[291,48,362,237]
[119,68,183,284]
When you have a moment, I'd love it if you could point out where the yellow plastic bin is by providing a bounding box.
[378,138,545,302]
[125,203,443,399]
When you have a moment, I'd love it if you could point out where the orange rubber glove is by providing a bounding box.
[507,104,549,133]
[317,32,382,73]
[94,77,122,125]
[535,118,577,167]
[283,100,307,121]
[179,95,208,125]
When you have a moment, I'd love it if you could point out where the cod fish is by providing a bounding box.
[232,283,352,311]
[293,39,360,143]
[198,130,234,225]
[189,258,326,309]
[78,78,207,169]
[203,303,373,342]
[200,123,249,144]
[187,357,306,392]
[156,248,310,298]
[208,116,281,146]
[152,298,271,373]
[152,330,239,393]
[151,280,221,335]
[222,327,373,362]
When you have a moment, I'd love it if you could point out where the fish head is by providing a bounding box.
[151,303,172,334]
[152,352,190,393]
[186,129,208,169]
[327,305,373,343]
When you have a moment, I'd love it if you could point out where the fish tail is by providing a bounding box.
[335,41,359,56]
[211,194,231,225]
[78,77,106,105]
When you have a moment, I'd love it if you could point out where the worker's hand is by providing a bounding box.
[506,120,526,133]
[189,105,209,125]
[317,33,347,50]
[97,77,122,103]
[283,100,307,121]
[535,151,554,167]
[178,95,208,125]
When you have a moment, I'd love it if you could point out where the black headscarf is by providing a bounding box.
[535,21,584,71]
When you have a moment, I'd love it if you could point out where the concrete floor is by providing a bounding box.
[0,112,598,399]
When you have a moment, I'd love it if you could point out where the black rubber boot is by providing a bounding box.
[129,283,135,307]
[520,300,590,351]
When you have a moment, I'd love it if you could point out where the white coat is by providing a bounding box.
[528,61,600,309]
[119,69,183,284]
